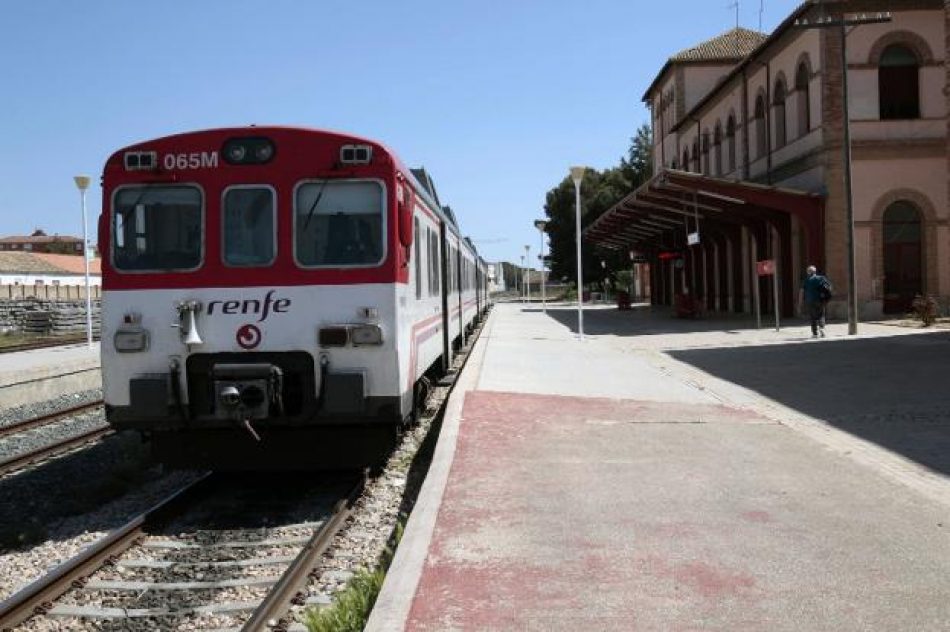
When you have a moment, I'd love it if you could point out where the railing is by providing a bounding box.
[0,284,102,300]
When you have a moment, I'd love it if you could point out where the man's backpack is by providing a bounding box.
[818,278,832,302]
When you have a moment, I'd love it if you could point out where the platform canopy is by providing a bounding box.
[584,169,824,265]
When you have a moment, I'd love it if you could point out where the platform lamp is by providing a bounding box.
[570,166,586,339]
[520,254,525,302]
[524,244,531,302]
[534,219,548,313]
[73,175,93,348]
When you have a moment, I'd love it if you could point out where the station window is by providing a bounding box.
[222,186,275,267]
[112,185,202,271]
[879,44,920,120]
[294,180,385,267]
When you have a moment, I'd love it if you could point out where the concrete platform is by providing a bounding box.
[367,303,950,631]
[0,342,100,409]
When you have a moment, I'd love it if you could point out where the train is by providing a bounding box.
[97,126,490,469]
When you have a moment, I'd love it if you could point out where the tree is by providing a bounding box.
[542,123,654,289]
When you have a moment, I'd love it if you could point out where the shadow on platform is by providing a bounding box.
[535,304,950,477]
[541,304,767,337]
[670,334,950,476]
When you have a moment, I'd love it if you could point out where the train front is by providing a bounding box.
[99,127,409,469]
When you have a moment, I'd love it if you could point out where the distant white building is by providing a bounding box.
[0,252,101,287]
[487,263,505,293]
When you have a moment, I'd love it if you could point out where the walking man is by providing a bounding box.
[799,265,832,338]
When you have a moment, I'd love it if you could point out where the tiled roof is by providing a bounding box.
[0,234,83,244]
[33,252,101,275]
[669,27,768,62]
[0,252,101,275]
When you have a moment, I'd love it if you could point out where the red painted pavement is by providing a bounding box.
[405,390,766,631]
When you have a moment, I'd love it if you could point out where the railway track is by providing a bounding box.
[0,336,96,355]
[0,472,363,632]
[0,401,104,440]
[0,401,111,478]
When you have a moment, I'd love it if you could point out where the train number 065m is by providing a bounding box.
[163,152,219,170]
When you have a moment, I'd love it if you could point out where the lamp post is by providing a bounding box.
[520,255,525,303]
[794,9,891,335]
[570,166,586,339]
[524,245,530,302]
[73,175,93,348]
[534,219,548,313]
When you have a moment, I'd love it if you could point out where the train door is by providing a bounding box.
[439,222,451,373]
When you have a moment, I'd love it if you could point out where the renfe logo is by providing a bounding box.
[207,290,290,322]
[236,324,262,349]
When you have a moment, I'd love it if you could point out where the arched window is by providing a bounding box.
[692,139,700,172]
[701,131,710,174]
[883,200,923,313]
[795,62,810,136]
[773,79,787,149]
[879,44,920,120]
[754,94,767,158]
[713,122,723,176]
[726,115,736,173]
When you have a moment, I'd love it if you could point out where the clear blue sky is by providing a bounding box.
[1,0,800,265]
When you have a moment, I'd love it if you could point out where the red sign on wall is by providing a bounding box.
[756,259,775,276]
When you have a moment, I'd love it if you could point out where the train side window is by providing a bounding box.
[428,230,439,297]
[448,245,454,293]
[434,234,441,295]
[414,217,422,300]
[222,186,275,267]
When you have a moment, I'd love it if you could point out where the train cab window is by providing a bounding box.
[112,185,202,271]
[222,186,275,266]
[294,180,385,267]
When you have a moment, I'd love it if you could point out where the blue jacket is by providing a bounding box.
[802,274,830,304]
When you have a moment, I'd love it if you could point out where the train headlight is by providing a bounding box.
[226,144,247,162]
[254,143,274,161]
[222,137,276,165]
[340,144,373,164]
[350,324,383,346]
[220,385,241,407]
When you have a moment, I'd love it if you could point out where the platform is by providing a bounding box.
[367,303,950,631]
[0,342,101,409]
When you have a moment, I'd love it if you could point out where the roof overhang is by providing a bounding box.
[584,169,824,263]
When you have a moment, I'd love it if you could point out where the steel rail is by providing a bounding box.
[0,425,114,478]
[0,400,104,440]
[0,336,99,355]
[241,477,366,632]
[0,472,213,630]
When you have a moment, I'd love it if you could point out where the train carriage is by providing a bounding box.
[98,126,489,469]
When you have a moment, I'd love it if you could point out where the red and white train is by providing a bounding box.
[98,126,489,468]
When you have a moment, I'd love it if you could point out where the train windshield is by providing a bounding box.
[112,186,202,271]
[294,180,385,267]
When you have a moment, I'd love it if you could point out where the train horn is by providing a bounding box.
[177,301,204,346]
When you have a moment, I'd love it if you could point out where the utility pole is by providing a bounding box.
[794,7,891,335]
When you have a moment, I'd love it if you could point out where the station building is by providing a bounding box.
[586,0,948,319]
